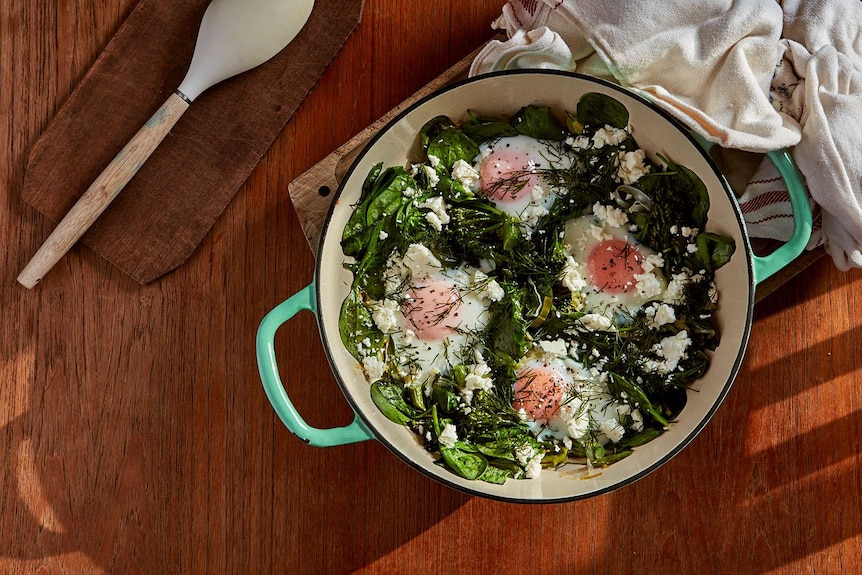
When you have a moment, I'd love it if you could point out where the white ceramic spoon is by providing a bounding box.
[18,0,315,288]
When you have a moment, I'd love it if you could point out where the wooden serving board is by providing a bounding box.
[287,46,823,304]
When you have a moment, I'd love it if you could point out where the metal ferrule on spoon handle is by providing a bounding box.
[17,91,189,288]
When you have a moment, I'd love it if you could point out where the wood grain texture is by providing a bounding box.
[18,92,189,288]
[21,0,363,285]
[287,43,480,255]
[2,2,861,574]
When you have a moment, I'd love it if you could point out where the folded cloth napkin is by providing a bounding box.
[470,0,862,270]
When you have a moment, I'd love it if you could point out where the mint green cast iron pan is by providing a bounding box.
[257,71,812,503]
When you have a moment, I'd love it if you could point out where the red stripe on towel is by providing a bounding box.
[740,190,791,213]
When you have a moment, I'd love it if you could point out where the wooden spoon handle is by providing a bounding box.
[18,92,190,288]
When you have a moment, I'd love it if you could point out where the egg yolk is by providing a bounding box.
[512,366,565,421]
[479,147,539,204]
[587,238,645,293]
[401,280,463,340]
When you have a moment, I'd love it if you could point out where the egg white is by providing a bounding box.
[473,135,570,223]
[513,350,629,446]
[387,266,494,390]
[564,209,666,317]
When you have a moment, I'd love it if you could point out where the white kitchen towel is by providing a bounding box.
[471,0,862,269]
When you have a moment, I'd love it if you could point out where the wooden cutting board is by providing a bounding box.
[22,0,364,285]
[287,48,823,304]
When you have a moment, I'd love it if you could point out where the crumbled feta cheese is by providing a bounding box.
[562,255,587,293]
[588,365,609,383]
[398,329,416,347]
[645,331,692,374]
[525,455,543,479]
[515,444,536,465]
[423,164,440,187]
[592,125,628,148]
[560,399,590,439]
[593,202,629,228]
[520,204,549,227]
[708,282,719,304]
[539,338,568,358]
[438,423,458,448]
[424,212,443,231]
[472,270,504,302]
[451,159,480,190]
[371,299,399,333]
[663,272,689,304]
[599,419,626,443]
[402,186,419,198]
[362,356,386,382]
[566,135,591,150]
[686,243,698,254]
[645,303,676,329]
[383,257,407,296]
[630,409,644,432]
[642,253,665,273]
[483,279,504,302]
[419,196,450,231]
[635,271,664,299]
[403,243,441,279]
[461,362,494,404]
[579,313,614,332]
[427,154,441,168]
[617,149,649,184]
[378,230,389,240]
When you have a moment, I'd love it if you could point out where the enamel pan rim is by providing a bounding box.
[315,69,754,503]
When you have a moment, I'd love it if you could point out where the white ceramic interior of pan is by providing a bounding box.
[315,71,754,502]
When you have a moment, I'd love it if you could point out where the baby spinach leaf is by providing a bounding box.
[342,166,414,258]
[608,373,670,428]
[431,384,461,413]
[371,381,415,425]
[426,130,480,170]
[694,232,736,271]
[419,115,480,169]
[463,119,519,142]
[359,162,383,203]
[420,116,456,149]
[440,446,488,480]
[338,288,382,361]
[577,92,630,129]
[511,105,566,141]
[478,464,511,484]
[681,169,710,229]
[486,289,527,367]
[476,442,516,461]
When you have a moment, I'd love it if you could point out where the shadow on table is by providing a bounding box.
[597,307,862,572]
[1,246,857,574]
[0,275,471,574]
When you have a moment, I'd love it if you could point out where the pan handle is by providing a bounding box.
[256,281,375,447]
[695,136,813,285]
[751,149,813,284]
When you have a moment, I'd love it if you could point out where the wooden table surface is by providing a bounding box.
[3,2,861,574]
